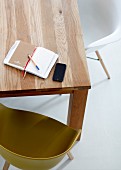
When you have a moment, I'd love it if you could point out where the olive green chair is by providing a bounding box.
[0,104,81,170]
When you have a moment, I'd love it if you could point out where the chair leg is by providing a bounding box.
[95,51,110,79]
[3,161,10,170]
[67,151,74,160]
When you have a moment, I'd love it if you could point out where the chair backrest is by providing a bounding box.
[0,104,81,170]
[77,0,121,47]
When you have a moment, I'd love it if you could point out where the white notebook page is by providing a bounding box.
[26,47,58,78]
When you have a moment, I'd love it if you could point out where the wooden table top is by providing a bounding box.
[0,0,90,97]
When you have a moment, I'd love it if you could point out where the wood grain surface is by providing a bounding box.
[0,0,90,97]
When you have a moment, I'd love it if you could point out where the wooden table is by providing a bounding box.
[0,0,91,140]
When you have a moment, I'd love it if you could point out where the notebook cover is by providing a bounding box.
[9,41,35,68]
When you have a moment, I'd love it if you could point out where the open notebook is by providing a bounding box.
[4,40,59,79]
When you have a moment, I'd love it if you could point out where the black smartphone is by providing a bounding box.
[52,63,66,82]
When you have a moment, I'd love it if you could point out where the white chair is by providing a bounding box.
[77,0,121,79]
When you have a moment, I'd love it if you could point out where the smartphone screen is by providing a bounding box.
[52,63,66,82]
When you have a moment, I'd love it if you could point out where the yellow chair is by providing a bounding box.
[0,104,81,170]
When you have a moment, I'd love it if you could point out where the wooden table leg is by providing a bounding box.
[67,89,88,140]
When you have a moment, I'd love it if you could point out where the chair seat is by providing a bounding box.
[0,104,79,159]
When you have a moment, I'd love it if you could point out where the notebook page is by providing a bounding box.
[3,41,23,70]
[26,47,58,78]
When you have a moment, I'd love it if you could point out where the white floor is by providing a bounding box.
[0,40,121,170]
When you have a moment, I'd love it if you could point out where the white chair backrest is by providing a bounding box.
[78,0,121,47]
